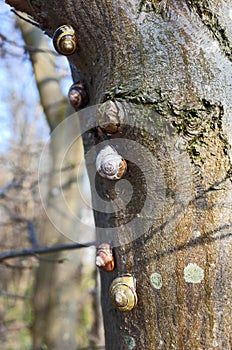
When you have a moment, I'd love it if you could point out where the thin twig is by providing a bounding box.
[27,220,40,248]
[2,260,34,269]
[0,179,23,197]
[0,289,32,301]
[77,346,105,350]
[11,9,40,28]
[0,241,95,262]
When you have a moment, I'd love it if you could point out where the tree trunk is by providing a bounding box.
[5,1,232,349]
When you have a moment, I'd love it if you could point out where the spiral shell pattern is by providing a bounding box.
[53,25,77,56]
[68,81,89,109]
[96,101,125,134]
[110,274,137,312]
[96,146,127,180]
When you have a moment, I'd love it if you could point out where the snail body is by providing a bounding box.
[53,25,77,55]
[110,274,137,312]
[68,81,89,109]
[96,145,127,180]
[96,243,114,272]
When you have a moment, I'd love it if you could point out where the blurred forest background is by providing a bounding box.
[0,1,103,349]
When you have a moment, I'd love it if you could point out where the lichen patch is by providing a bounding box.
[124,335,136,349]
[150,272,163,289]
[184,263,204,283]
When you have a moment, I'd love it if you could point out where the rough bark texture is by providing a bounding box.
[5,1,232,349]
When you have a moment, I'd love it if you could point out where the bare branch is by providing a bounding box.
[2,261,35,270]
[11,9,40,27]
[0,241,95,262]
[0,289,32,300]
[0,179,23,198]
[27,220,39,248]
[77,347,105,350]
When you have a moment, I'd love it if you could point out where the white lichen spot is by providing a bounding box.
[193,230,201,238]
[124,335,135,349]
[150,272,162,289]
[184,263,204,284]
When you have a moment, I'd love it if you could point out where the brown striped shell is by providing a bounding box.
[110,274,137,312]
[95,243,114,272]
[53,25,77,55]
[68,81,89,108]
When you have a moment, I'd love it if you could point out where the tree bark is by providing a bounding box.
[5,1,232,349]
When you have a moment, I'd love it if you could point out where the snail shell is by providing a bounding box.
[53,25,77,55]
[97,101,124,134]
[68,81,89,108]
[96,243,114,272]
[96,145,127,180]
[110,274,137,312]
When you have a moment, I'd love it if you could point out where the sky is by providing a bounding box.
[0,0,72,152]
[0,1,94,240]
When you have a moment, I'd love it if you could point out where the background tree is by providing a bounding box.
[0,75,45,350]
[0,5,103,349]
[0,10,49,347]
[17,19,101,350]
[4,1,232,349]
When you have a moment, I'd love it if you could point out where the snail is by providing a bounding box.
[68,81,89,108]
[95,243,114,272]
[53,25,77,55]
[110,274,137,312]
[96,145,127,180]
[96,101,124,134]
